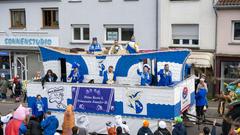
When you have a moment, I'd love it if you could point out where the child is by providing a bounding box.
[28,116,42,135]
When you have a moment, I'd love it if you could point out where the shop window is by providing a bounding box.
[0,52,11,79]
[42,8,59,28]
[233,22,240,41]
[172,24,199,46]
[71,24,90,42]
[104,24,134,42]
[10,9,26,28]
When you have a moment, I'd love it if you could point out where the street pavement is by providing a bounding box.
[0,99,223,135]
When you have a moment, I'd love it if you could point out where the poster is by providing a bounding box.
[72,87,115,113]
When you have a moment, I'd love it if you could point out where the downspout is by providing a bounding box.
[156,0,159,50]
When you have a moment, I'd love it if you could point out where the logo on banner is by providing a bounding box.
[182,87,188,99]
[126,91,144,114]
[72,87,115,113]
[181,87,190,112]
[47,86,67,109]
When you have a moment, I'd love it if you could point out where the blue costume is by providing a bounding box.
[68,63,84,83]
[89,43,102,53]
[126,41,139,54]
[195,88,207,107]
[137,69,152,86]
[32,99,47,118]
[102,70,116,84]
[158,69,173,86]
[41,115,59,135]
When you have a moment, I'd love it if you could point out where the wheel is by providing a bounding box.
[222,105,240,135]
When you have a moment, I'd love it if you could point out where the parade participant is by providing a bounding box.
[13,75,22,102]
[172,117,187,135]
[154,121,171,135]
[76,115,89,135]
[137,120,153,135]
[22,80,28,103]
[158,64,173,86]
[41,111,59,135]
[62,105,75,135]
[103,66,116,84]
[32,95,47,122]
[0,73,9,102]
[68,63,84,83]
[115,115,130,134]
[41,69,58,89]
[126,36,139,54]
[109,40,125,55]
[89,37,102,54]
[196,78,208,119]
[28,116,42,135]
[137,64,152,86]
[195,74,208,92]
[5,104,30,135]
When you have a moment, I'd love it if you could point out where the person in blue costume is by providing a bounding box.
[137,64,152,86]
[41,111,59,135]
[102,66,116,84]
[126,36,139,54]
[158,64,173,86]
[32,94,47,122]
[67,63,84,83]
[88,37,102,54]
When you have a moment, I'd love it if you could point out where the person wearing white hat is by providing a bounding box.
[115,115,130,134]
[137,64,152,86]
[154,121,171,135]
[0,73,9,102]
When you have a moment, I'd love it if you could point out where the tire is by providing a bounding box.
[222,105,240,135]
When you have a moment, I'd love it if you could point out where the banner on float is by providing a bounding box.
[72,87,115,113]
[123,88,147,115]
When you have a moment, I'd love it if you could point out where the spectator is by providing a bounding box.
[109,40,125,55]
[68,63,84,83]
[22,80,28,103]
[62,105,75,135]
[172,117,187,135]
[28,116,42,135]
[116,126,124,135]
[137,64,152,86]
[72,126,79,135]
[103,66,116,84]
[32,95,47,122]
[41,69,58,89]
[89,37,102,54]
[0,73,9,102]
[201,119,216,135]
[115,115,130,134]
[5,104,30,135]
[196,78,208,119]
[137,120,153,135]
[154,121,171,135]
[41,111,59,135]
[126,36,139,54]
[158,64,173,86]
[13,75,22,102]
[76,115,89,135]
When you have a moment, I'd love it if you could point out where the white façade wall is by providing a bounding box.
[159,0,216,50]
[0,0,157,50]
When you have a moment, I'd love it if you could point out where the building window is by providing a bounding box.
[233,22,240,41]
[172,24,199,46]
[220,61,240,89]
[10,9,26,28]
[105,25,134,42]
[42,8,59,28]
[72,24,90,42]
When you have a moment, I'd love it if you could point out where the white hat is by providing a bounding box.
[54,132,60,135]
[159,121,167,129]
[200,78,205,82]
[1,113,13,124]
[143,64,150,69]
[1,73,5,78]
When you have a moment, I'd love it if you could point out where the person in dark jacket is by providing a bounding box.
[154,121,171,135]
[28,116,42,135]
[202,119,216,135]
[32,95,47,122]
[172,117,187,135]
[41,111,59,135]
[195,78,208,118]
[137,120,153,135]
[41,70,58,89]
[158,64,173,86]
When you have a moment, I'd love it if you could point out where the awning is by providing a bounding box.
[186,52,214,68]
[0,45,39,51]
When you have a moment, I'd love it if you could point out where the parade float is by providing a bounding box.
[27,46,196,134]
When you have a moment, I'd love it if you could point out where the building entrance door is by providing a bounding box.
[14,55,27,80]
